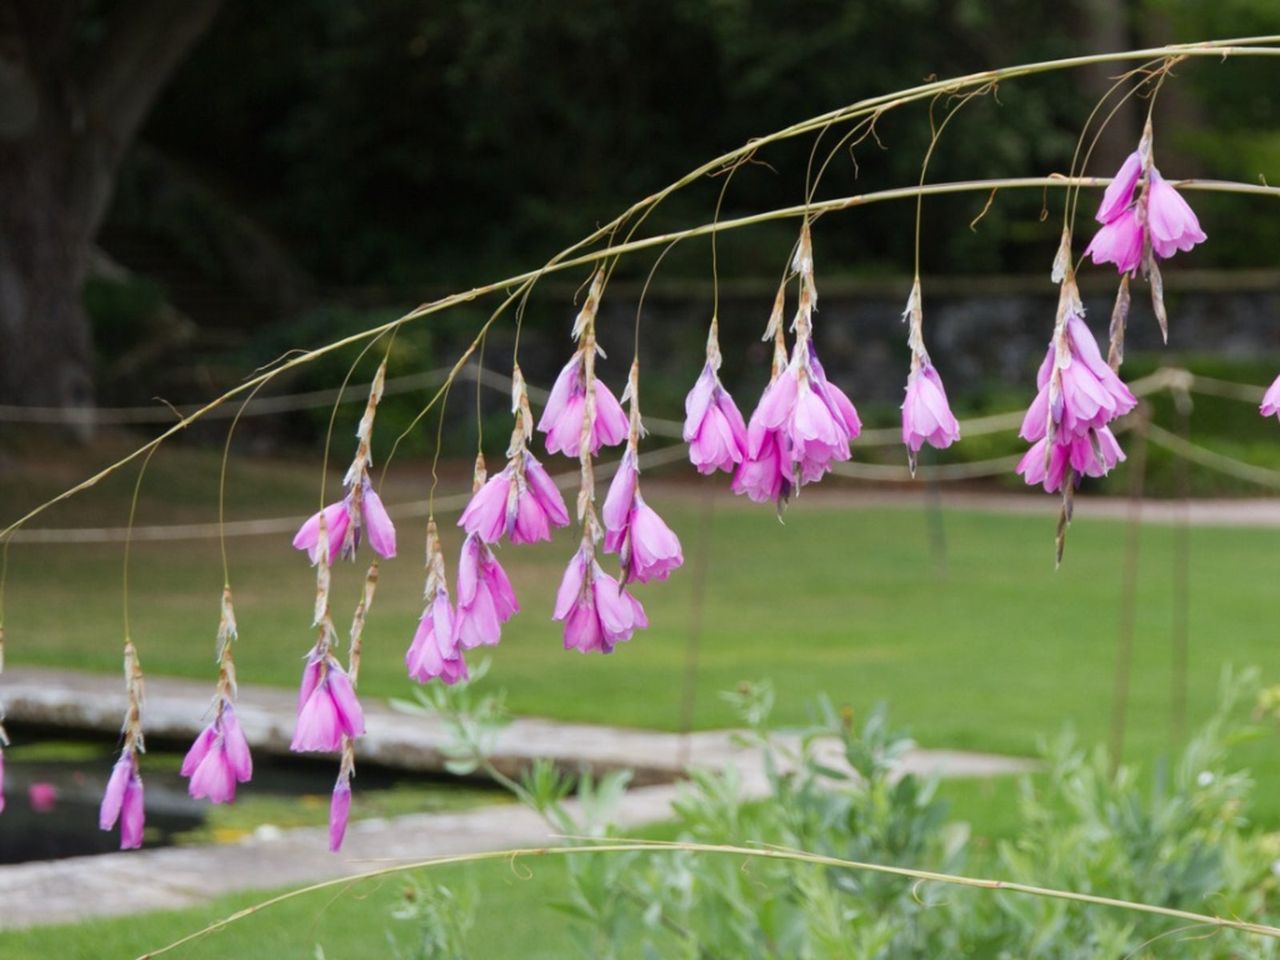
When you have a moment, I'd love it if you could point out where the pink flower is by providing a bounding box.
[458,452,569,545]
[553,547,647,654]
[1087,149,1205,274]
[182,706,253,804]
[602,449,682,583]
[902,363,960,454]
[1094,150,1143,223]
[1020,314,1136,442]
[808,345,863,440]
[1146,169,1206,258]
[683,363,748,474]
[406,587,468,684]
[28,782,57,814]
[1084,208,1144,275]
[329,776,351,853]
[537,354,628,457]
[291,656,365,753]
[100,752,145,850]
[1261,373,1280,420]
[361,484,397,559]
[732,428,791,505]
[1017,428,1125,493]
[454,535,519,649]
[293,500,351,565]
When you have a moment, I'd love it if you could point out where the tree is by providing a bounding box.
[0,0,221,423]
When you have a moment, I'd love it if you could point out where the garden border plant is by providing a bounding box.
[5,34,1280,954]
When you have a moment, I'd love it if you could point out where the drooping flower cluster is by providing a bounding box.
[293,362,397,565]
[406,520,468,684]
[899,278,960,473]
[455,529,519,649]
[1017,277,1136,493]
[99,749,145,850]
[291,650,366,752]
[100,640,146,849]
[735,227,861,508]
[683,321,748,475]
[181,587,254,804]
[554,544,648,653]
[1085,143,1206,276]
[603,363,683,584]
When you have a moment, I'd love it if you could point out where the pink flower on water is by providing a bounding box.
[602,449,683,584]
[1086,149,1205,274]
[538,354,629,457]
[329,776,351,853]
[28,782,57,814]
[683,363,748,475]
[902,363,960,454]
[1261,373,1280,420]
[291,656,366,753]
[100,751,145,850]
[553,546,647,654]
[458,451,569,545]
[182,705,253,804]
[454,534,519,649]
[406,586,467,684]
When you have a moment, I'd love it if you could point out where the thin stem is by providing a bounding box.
[9,164,1280,540]
[914,86,992,279]
[319,334,387,508]
[121,447,159,644]
[217,380,271,588]
[475,332,487,455]
[139,838,1280,960]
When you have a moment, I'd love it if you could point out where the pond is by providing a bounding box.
[0,725,506,863]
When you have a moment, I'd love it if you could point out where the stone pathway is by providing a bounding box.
[0,667,1032,929]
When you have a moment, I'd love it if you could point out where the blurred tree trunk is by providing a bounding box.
[0,0,220,428]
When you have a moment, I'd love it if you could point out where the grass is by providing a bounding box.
[4,437,1280,953]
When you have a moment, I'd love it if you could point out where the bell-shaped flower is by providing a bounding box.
[291,655,366,753]
[537,354,628,457]
[329,776,352,853]
[1084,208,1144,275]
[602,449,682,583]
[293,500,351,565]
[361,483,397,559]
[1017,427,1124,493]
[458,452,569,545]
[1261,373,1280,421]
[1020,313,1136,442]
[553,547,647,654]
[902,363,961,454]
[406,586,468,684]
[181,705,253,804]
[1146,169,1206,259]
[1095,150,1143,224]
[683,363,748,474]
[808,345,863,440]
[99,751,145,850]
[732,428,791,506]
[454,535,519,649]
